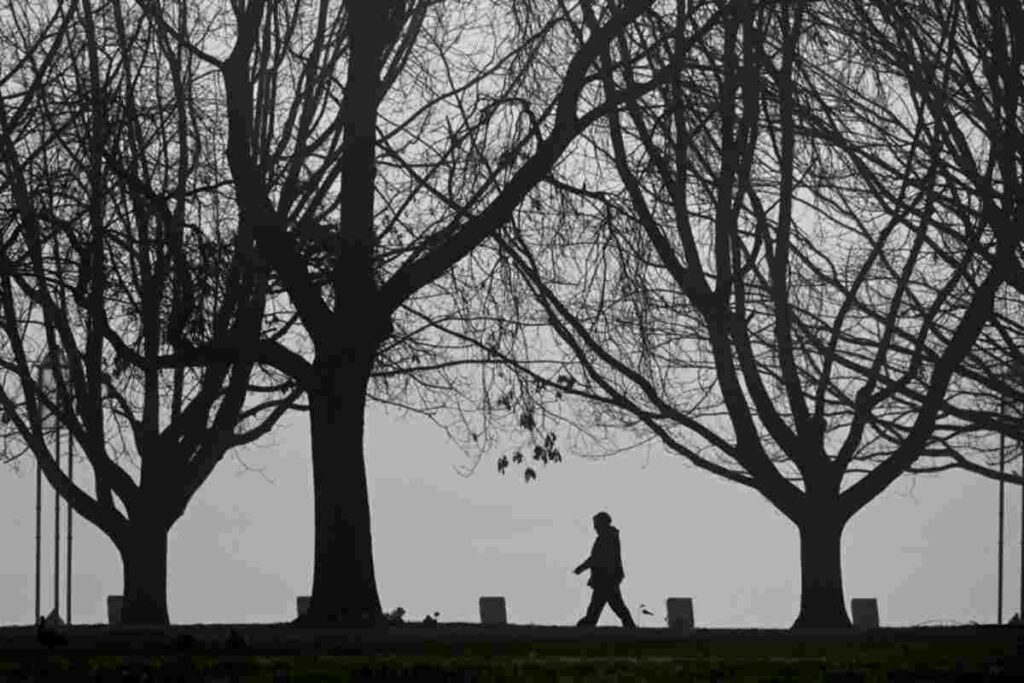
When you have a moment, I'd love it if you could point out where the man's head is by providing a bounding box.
[592,511,612,532]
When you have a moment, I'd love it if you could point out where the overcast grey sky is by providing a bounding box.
[0,404,1016,628]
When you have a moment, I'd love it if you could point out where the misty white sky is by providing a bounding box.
[0,404,1018,628]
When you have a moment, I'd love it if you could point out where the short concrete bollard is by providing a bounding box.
[107,595,123,625]
[850,598,879,628]
[666,598,694,631]
[297,596,310,618]
[479,596,507,625]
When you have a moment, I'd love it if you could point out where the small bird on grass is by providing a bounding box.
[384,607,406,625]
[36,615,68,649]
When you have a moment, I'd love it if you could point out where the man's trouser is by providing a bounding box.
[577,582,636,627]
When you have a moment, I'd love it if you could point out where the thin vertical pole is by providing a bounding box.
[34,451,41,621]
[998,403,1005,625]
[66,437,73,626]
[53,423,60,619]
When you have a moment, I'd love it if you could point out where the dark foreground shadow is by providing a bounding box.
[0,623,1022,680]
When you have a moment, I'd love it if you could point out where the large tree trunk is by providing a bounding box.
[300,349,383,627]
[118,522,170,625]
[791,513,851,629]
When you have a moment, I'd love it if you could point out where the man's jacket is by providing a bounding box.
[579,525,625,588]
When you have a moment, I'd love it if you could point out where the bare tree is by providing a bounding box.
[0,0,293,624]
[128,0,737,626]
[811,0,1024,488]
[442,0,1022,628]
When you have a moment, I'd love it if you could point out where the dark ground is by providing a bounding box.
[0,623,1021,681]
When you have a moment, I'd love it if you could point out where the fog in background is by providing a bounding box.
[1,405,1014,627]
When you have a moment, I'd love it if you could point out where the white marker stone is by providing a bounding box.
[851,598,879,628]
[479,596,507,625]
[666,597,694,631]
[107,595,123,625]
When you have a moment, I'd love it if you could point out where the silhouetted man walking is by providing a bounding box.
[573,511,636,628]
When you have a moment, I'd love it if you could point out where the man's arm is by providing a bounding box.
[574,540,598,574]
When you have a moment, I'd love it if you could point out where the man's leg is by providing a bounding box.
[576,588,608,626]
[607,585,636,628]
